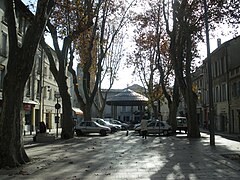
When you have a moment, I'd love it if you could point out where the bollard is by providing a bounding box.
[126,130,129,136]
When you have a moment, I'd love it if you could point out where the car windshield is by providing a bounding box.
[80,122,86,126]
[94,121,101,126]
[112,121,120,125]
[105,121,111,125]
[148,122,156,127]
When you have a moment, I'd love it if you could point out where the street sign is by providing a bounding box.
[55,103,61,109]
[55,116,59,123]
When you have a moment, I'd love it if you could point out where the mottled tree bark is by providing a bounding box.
[0,0,54,168]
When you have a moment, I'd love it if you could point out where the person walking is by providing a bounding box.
[141,119,148,139]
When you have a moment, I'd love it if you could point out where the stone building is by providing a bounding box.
[0,0,60,134]
[193,36,240,134]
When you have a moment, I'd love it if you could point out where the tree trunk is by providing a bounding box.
[41,39,75,139]
[184,83,200,138]
[168,80,180,132]
[59,81,74,139]
[82,102,92,121]
[0,0,53,168]
[0,72,29,167]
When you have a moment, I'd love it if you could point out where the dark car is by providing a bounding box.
[176,117,188,133]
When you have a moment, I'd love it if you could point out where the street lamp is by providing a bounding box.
[203,0,215,146]
[54,92,61,137]
[153,101,158,120]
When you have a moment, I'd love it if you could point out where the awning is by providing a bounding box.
[0,96,39,105]
[72,107,83,115]
[23,99,39,105]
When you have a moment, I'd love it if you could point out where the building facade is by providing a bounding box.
[193,37,240,134]
[0,0,60,134]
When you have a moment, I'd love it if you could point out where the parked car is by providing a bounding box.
[75,121,111,136]
[104,118,129,130]
[92,118,121,132]
[133,119,153,130]
[176,116,188,133]
[135,120,172,136]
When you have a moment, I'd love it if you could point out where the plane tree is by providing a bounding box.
[41,0,94,139]
[0,0,54,168]
[68,0,135,121]
[94,31,124,118]
[128,1,180,124]
[162,0,239,138]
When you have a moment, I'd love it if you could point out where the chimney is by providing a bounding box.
[217,38,221,47]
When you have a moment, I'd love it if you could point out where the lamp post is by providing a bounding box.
[203,0,215,146]
[54,92,61,137]
[153,101,158,120]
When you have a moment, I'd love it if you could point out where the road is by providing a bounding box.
[0,131,240,180]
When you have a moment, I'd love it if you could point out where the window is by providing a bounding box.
[222,84,227,101]
[0,32,7,57]
[215,86,219,102]
[232,82,237,97]
[221,57,225,74]
[26,78,31,97]
[236,67,239,74]
[148,122,155,127]
[54,91,57,101]
[215,61,218,77]
[0,64,5,90]
[238,81,240,97]
[43,66,47,77]
[37,56,42,74]
[43,86,47,99]
[49,72,52,79]
[37,80,40,99]
[48,88,52,100]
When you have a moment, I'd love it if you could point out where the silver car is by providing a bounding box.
[93,118,121,132]
[135,120,172,136]
[75,121,111,136]
[104,119,128,130]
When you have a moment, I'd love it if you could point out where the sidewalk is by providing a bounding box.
[200,128,240,142]
[1,131,240,180]
[23,128,62,145]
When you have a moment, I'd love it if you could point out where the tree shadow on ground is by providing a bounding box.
[150,133,240,179]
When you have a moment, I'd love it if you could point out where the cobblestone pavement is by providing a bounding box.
[0,131,240,180]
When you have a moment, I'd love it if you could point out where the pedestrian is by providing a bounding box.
[141,119,148,139]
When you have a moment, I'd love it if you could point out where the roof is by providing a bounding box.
[106,89,148,106]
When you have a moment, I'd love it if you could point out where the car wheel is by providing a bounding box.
[76,130,83,136]
[163,130,168,136]
[100,129,107,136]
[111,127,117,133]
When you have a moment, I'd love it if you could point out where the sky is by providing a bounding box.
[21,0,240,89]
[107,25,240,89]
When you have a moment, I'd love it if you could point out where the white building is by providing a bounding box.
[0,0,60,134]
